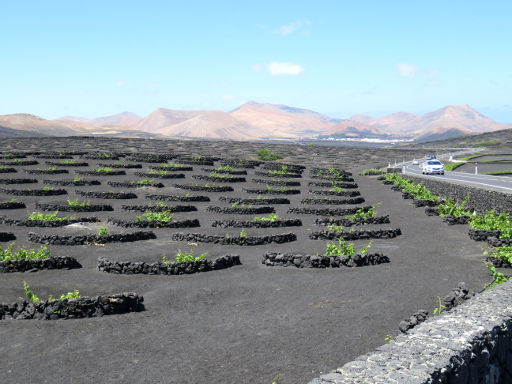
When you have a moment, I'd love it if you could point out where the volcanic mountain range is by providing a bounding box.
[0,102,510,141]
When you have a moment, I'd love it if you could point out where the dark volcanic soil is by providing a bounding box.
[0,137,490,384]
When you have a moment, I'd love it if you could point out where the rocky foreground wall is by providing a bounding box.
[406,175,512,213]
[308,279,512,384]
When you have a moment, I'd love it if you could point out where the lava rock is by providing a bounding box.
[27,231,156,245]
[309,228,402,240]
[0,256,81,273]
[97,254,241,275]
[171,232,297,245]
[146,194,210,202]
[207,206,275,214]
[211,219,302,228]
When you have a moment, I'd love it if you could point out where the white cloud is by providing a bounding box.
[397,64,419,78]
[266,62,304,76]
[279,20,311,35]
[222,94,234,100]
[116,80,125,87]
[251,62,305,76]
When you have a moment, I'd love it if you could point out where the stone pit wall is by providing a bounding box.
[308,279,512,384]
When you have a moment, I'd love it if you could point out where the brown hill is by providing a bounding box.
[415,105,504,136]
[0,125,46,138]
[93,112,142,127]
[58,115,92,124]
[323,121,389,138]
[230,101,341,138]
[136,108,205,133]
[371,112,420,134]
[0,113,165,138]
[154,111,257,140]
[363,105,506,139]
[0,114,87,136]
[59,112,142,128]
[349,114,375,124]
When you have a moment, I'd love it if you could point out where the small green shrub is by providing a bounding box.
[136,210,175,222]
[437,196,471,217]
[329,186,346,193]
[0,243,50,261]
[432,297,446,315]
[268,166,289,175]
[316,168,346,181]
[384,174,439,201]
[384,334,394,343]
[67,199,90,207]
[94,167,113,173]
[73,176,82,182]
[175,251,207,263]
[257,148,282,161]
[24,281,81,304]
[60,159,76,165]
[216,165,234,172]
[148,169,168,176]
[470,210,512,239]
[360,168,382,176]
[240,229,248,238]
[325,238,372,257]
[57,290,81,300]
[209,172,228,178]
[98,226,108,236]
[42,186,54,191]
[266,185,286,192]
[254,213,279,222]
[28,211,74,221]
[485,246,512,266]
[327,224,344,232]
[157,162,186,169]
[346,204,380,220]
[24,281,41,302]
[136,178,153,185]
[485,262,510,289]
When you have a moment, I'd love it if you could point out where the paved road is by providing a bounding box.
[403,157,512,193]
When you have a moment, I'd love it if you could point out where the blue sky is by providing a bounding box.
[1,0,511,122]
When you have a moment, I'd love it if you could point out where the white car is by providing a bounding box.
[412,159,419,165]
[422,160,444,175]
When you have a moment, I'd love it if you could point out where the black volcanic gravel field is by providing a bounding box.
[0,137,490,384]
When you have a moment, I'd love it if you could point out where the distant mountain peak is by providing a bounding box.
[59,112,142,128]
[0,102,507,142]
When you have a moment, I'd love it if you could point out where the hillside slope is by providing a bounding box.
[155,111,257,140]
